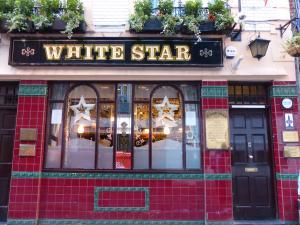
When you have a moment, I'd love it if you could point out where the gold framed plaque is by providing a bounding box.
[20,128,37,141]
[205,110,229,150]
[282,131,299,143]
[284,146,300,157]
[19,144,36,156]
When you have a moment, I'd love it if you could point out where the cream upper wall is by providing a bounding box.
[0,0,296,81]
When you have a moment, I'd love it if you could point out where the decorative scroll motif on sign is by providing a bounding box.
[21,47,35,57]
[199,48,213,58]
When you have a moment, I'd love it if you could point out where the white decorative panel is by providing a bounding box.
[241,0,290,31]
[92,0,131,32]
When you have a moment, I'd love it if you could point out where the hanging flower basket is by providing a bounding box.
[285,35,300,57]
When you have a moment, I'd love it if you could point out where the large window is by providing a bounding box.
[45,83,201,171]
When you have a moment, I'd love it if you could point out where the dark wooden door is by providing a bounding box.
[230,109,275,220]
[0,109,17,222]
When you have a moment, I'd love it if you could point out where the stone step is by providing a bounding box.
[233,220,291,225]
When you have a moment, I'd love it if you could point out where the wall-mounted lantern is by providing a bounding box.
[248,35,270,60]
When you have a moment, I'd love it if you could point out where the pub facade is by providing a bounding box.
[0,0,299,224]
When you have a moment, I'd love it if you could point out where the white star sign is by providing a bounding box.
[154,96,179,127]
[70,96,95,124]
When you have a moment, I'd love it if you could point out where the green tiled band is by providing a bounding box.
[201,86,228,98]
[276,173,298,180]
[206,222,232,225]
[94,187,149,212]
[270,86,297,97]
[205,173,232,180]
[11,171,232,180]
[18,84,48,96]
[8,219,205,225]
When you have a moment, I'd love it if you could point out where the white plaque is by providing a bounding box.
[51,109,62,124]
[186,111,197,126]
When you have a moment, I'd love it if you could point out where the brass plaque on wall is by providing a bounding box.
[282,131,299,143]
[205,110,229,150]
[19,144,36,156]
[284,146,300,157]
[20,128,37,141]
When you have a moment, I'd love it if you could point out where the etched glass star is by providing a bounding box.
[70,96,95,124]
[154,96,179,127]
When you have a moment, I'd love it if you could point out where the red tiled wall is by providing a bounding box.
[36,179,204,220]
[201,81,233,221]
[8,81,48,219]
[270,81,300,222]
[8,80,205,222]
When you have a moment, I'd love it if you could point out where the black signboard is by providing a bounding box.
[9,37,223,67]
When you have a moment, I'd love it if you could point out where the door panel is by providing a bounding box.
[0,109,16,222]
[231,109,275,220]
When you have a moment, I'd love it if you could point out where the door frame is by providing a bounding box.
[0,82,18,222]
[229,106,278,220]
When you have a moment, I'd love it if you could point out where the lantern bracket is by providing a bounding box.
[277,17,300,37]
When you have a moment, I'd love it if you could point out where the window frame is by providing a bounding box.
[44,81,202,173]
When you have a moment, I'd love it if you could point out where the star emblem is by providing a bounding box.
[154,96,179,127]
[70,96,95,124]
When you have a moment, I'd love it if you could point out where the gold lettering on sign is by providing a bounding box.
[131,45,145,61]
[205,110,229,150]
[145,45,160,61]
[65,44,83,60]
[94,45,109,60]
[43,44,65,60]
[158,45,174,61]
[175,45,191,61]
[110,45,125,60]
[83,44,94,60]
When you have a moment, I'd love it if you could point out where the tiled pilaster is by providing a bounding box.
[8,81,48,221]
[201,81,233,222]
[270,81,300,222]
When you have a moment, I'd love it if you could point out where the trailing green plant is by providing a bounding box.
[207,0,234,30]
[33,0,61,30]
[184,0,202,17]
[285,34,300,57]
[158,0,173,15]
[61,0,85,38]
[182,0,203,35]
[0,0,15,20]
[129,0,152,32]
[7,0,35,32]
[214,11,234,31]
[158,0,181,36]
[208,0,227,16]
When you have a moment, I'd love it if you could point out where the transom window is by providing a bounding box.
[45,82,201,171]
[228,84,267,105]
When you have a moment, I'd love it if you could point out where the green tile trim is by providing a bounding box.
[276,173,298,180]
[205,173,232,180]
[12,172,232,181]
[7,219,36,225]
[94,187,149,212]
[282,221,299,225]
[11,171,41,178]
[8,219,205,225]
[18,84,48,96]
[270,86,297,97]
[201,86,228,98]
[206,222,232,225]
[12,171,204,180]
